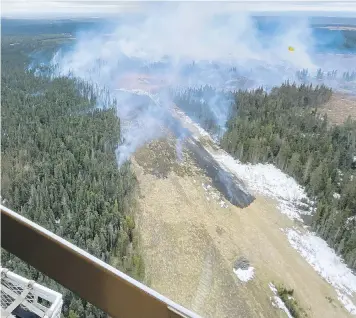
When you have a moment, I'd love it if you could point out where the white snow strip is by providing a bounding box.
[268,282,278,294]
[268,282,294,318]
[195,125,211,138]
[270,296,294,318]
[233,266,255,283]
[286,228,356,315]
[175,113,309,216]
[210,151,311,221]
[174,108,211,139]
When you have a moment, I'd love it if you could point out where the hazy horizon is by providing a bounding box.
[2,1,356,20]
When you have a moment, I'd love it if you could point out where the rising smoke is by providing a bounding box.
[50,3,356,165]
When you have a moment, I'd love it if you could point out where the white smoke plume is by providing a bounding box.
[50,3,356,165]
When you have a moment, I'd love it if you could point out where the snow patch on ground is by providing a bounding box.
[268,282,294,318]
[211,152,312,222]
[174,108,211,139]
[286,228,356,315]
[202,182,228,208]
[233,266,255,283]
[333,192,341,199]
[347,216,356,226]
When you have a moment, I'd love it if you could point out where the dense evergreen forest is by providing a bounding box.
[176,83,356,270]
[1,36,144,317]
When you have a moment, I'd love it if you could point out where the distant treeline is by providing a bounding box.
[296,68,356,82]
[1,18,100,36]
[173,85,232,137]
[343,29,356,49]
[1,36,144,318]
[313,28,356,51]
[176,83,356,270]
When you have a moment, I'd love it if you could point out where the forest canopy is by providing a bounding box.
[1,35,144,318]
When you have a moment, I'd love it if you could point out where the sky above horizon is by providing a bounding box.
[2,0,356,19]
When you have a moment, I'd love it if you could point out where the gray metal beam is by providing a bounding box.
[1,205,200,318]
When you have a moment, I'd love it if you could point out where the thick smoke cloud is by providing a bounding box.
[51,3,356,165]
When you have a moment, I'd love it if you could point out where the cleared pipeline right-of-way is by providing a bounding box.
[115,88,255,208]
[185,137,255,208]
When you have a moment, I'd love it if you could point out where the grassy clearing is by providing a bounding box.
[134,136,196,178]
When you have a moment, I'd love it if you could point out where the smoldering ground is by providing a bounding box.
[50,3,356,165]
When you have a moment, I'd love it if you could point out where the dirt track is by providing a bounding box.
[132,141,351,318]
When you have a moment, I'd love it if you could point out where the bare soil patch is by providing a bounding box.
[320,93,356,125]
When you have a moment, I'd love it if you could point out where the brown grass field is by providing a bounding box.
[132,139,352,318]
[320,93,356,125]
